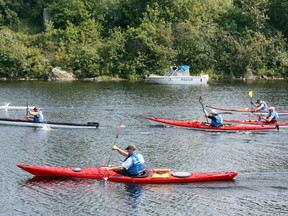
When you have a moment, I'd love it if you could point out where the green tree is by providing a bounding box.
[98,27,126,77]
[101,0,152,30]
[52,20,102,78]
[0,28,51,78]
[0,0,19,29]
[218,0,270,35]
[119,3,175,79]
[0,0,56,32]
[48,0,91,29]
[268,0,288,37]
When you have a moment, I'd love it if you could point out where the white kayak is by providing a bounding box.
[0,118,99,129]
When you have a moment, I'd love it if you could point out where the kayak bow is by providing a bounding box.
[17,164,238,183]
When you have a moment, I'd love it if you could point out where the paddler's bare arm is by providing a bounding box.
[112,145,127,156]
[106,165,125,171]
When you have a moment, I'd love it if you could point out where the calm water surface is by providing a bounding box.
[0,80,288,216]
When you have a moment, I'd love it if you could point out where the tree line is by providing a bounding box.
[0,0,287,80]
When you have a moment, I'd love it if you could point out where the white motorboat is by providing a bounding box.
[146,65,209,85]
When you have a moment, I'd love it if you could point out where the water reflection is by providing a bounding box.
[23,177,95,188]
[123,183,144,209]
[21,177,91,198]
[147,181,238,192]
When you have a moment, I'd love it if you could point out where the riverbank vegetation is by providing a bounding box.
[0,0,287,80]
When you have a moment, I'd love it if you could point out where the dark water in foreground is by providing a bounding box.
[0,80,288,216]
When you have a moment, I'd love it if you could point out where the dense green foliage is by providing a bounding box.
[0,28,51,78]
[0,0,287,80]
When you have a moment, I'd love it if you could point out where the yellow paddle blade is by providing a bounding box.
[249,91,253,98]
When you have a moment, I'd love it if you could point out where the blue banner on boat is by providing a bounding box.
[178,65,190,72]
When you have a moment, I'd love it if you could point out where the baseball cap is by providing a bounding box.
[125,144,136,150]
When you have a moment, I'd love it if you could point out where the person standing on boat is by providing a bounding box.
[171,64,178,71]
[204,109,223,127]
[27,106,44,123]
[262,107,279,123]
[251,99,268,111]
[106,144,146,176]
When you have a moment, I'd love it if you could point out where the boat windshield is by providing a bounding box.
[165,70,177,76]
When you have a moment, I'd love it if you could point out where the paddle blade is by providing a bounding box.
[26,102,29,117]
[249,91,253,98]
[276,125,279,131]
[115,121,122,138]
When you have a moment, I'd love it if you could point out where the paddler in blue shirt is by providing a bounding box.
[251,99,268,111]
[27,106,44,123]
[261,107,279,123]
[106,144,146,176]
[204,109,223,127]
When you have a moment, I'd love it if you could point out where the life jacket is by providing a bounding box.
[257,101,268,111]
[125,152,145,176]
[267,111,279,122]
[34,111,44,123]
[210,114,223,127]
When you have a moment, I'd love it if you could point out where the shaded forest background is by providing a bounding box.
[0,0,287,80]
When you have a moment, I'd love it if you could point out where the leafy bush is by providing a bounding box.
[0,28,51,78]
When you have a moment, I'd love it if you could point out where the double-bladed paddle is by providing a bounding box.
[103,120,123,181]
[26,102,29,118]
[199,96,209,123]
[249,91,254,112]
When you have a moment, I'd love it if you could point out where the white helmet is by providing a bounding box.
[268,107,275,111]
[210,109,218,115]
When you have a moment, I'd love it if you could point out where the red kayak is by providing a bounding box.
[223,119,288,127]
[207,105,288,116]
[17,164,238,183]
[147,117,279,131]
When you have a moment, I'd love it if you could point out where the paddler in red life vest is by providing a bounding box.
[106,144,146,176]
[261,107,279,123]
[251,99,268,111]
[27,106,44,123]
[204,109,223,127]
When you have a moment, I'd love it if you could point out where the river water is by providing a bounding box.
[0,80,287,216]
